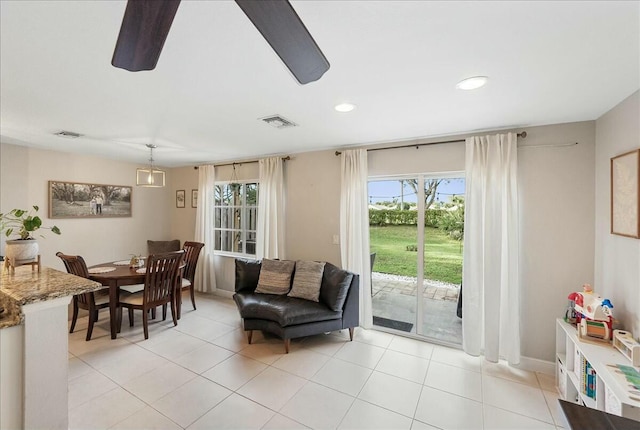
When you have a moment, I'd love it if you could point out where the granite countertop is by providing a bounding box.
[0,266,102,329]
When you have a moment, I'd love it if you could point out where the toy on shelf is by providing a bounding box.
[613,330,640,366]
[568,284,614,343]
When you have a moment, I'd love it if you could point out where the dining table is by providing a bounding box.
[87,260,146,339]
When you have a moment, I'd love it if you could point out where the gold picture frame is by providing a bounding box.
[611,149,640,238]
[49,181,132,218]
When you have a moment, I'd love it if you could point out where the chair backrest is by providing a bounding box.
[182,241,204,284]
[143,250,185,307]
[56,252,90,278]
[147,239,181,255]
[56,252,92,306]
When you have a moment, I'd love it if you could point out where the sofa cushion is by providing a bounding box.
[255,259,295,295]
[288,260,325,302]
[147,239,181,255]
[235,258,262,293]
[234,292,342,326]
[319,263,354,311]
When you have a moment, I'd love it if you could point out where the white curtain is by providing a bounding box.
[194,164,217,293]
[256,157,285,259]
[340,149,372,329]
[462,132,520,364]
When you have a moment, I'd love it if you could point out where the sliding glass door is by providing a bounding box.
[369,174,464,345]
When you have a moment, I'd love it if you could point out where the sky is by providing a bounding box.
[368,177,465,204]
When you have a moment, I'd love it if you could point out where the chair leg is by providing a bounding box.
[142,309,149,340]
[116,307,122,333]
[284,338,290,354]
[190,286,196,310]
[128,308,134,327]
[69,296,79,334]
[170,301,178,326]
[349,327,355,341]
[162,304,168,321]
[176,290,182,320]
[151,308,156,319]
[86,309,96,341]
[247,330,253,344]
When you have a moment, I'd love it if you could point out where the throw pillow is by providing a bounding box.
[235,258,262,293]
[255,259,295,295]
[319,263,354,311]
[288,260,326,302]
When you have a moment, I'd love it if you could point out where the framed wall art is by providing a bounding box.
[176,190,186,208]
[611,148,640,238]
[48,181,132,218]
[192,189,198,208]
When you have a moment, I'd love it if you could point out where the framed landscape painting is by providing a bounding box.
[611,149,640,238]
[49,181,132,218]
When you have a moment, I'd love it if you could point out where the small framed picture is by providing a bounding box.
[192,189,198,208]
[176,190,185,208]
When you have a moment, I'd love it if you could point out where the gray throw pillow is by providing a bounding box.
[288,261,326,302]
[255,259,295,295]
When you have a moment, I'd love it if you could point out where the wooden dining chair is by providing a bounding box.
[56,252,110,341]
[118,250,184,339]
[177,241,204,318]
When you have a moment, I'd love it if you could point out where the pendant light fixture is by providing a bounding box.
[136,144,166,187]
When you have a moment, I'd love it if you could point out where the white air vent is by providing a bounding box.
[54,130,83,138]
[259,115,298,129]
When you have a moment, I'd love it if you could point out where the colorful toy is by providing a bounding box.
[568,284,614,342]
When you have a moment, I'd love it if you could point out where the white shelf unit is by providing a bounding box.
[556,318,640,421]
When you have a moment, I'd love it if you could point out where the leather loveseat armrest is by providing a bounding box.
[235,258,262,293]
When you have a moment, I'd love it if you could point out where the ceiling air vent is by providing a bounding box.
[259,115,297,129]
[54,130,83,139]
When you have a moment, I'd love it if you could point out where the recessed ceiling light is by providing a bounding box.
[335,103,356,112]
[456,76,488,90]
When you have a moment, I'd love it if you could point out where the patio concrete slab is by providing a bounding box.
[371,273,462,345]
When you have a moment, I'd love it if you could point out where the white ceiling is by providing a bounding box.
[1,1,638,167]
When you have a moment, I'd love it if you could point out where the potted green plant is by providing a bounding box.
[0,206,61,262]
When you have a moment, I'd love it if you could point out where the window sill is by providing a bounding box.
[214,251,256,259]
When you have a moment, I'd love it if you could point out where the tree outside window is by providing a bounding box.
[214,182,258,256]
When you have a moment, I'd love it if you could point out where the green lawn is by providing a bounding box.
[370,225,463,284]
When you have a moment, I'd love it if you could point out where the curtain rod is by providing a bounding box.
[334,131,528,156]
[195,156,291,169]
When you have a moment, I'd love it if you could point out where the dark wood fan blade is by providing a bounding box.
[112,0,181,72]
[235,0,330,85]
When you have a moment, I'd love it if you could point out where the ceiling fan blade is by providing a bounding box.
[112,0,181,72]
[235,0,330,85]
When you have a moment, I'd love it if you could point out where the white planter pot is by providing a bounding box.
[5,239,39,262]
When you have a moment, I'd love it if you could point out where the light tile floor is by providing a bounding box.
[68,294,566,430]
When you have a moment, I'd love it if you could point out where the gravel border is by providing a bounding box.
[372,271,460,290]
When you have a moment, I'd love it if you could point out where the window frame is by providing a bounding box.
[213,180,259,258]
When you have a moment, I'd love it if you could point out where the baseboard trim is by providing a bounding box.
[514,356,556,375]
[212,289,234,299]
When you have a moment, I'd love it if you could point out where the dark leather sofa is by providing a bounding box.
[233,258,360,353]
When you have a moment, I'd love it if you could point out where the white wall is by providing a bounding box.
[594,90,640,337]
[518,122,596,361]
[169,166,198,244]
[0,143,173,271]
